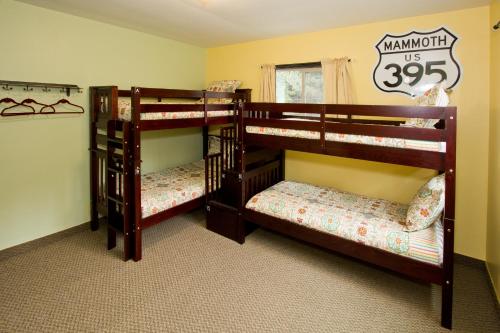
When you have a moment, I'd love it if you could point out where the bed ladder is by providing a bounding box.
[106,120,134,260]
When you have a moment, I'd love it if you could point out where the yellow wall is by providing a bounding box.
[207,6,491,259]
[0,0,206,250]
[487,0,500,301]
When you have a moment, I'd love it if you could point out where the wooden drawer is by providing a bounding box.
[206,201,245,244]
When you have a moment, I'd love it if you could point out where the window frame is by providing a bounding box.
[275,62,323,104]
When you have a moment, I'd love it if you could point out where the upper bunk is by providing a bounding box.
[90,86,251,131]
[237,102,456,171]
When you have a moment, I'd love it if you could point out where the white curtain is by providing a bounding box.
[259,64,276,102]
[321,57,353,104]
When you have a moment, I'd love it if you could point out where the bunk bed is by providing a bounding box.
[89,86,250,261]
[206,102,456,329]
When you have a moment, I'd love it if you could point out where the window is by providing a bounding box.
[276,63,323,104]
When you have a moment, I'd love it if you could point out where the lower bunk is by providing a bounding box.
[139,160,207,222]
[107,159,207,258]
[207,157,453,329]
[245,180,444,267]
[106,123,232,261]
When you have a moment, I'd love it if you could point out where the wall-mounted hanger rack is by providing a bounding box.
[0,80,83,96]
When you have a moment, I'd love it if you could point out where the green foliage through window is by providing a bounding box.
[276,66,323,104]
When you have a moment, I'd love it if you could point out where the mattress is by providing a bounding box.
[140,160,205,218]
[245,181,443,266]
[246,123,446,152]
[118,98,233,121]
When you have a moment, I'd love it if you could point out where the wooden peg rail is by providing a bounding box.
[0,80,83,96]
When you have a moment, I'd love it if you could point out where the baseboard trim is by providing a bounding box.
[454,253,486,268]
[0,221,91,261]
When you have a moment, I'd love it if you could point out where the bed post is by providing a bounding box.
[441,107,457,329]
[203,90,208,125]
[89,87,99,231]
[234,101,245,242]
[106,120,133,260]
[279,150,286,181]
[106,120,118,252]
[202,126,209,157]
[237,101,245,173]
[131,87,143,261]
[239,89,252,104]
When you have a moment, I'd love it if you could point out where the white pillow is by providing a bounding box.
[405,174,445,232]
[405,82,449,129]
[204,80,242,104]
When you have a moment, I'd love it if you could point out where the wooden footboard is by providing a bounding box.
[241,159,283,206]
[205,150,284,243]
[220,126,236,171]
[205,152,223,204]
[205,126,238,204]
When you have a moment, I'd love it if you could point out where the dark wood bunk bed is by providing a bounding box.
[206,102,457,329]
[89,86,250,261]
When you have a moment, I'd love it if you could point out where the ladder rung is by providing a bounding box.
[108,167,123,175]
[107,137,123,144]
[107,141,123,149]
[89,148,107,157]
[108,196,124,204]
[110,152,123,160]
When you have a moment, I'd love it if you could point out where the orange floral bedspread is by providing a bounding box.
[246,181,443,265]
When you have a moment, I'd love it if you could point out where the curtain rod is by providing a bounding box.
[262,59,351,69]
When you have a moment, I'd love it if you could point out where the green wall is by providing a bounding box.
[0,0,206,250]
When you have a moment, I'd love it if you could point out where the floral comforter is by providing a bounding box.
[141,160,205,218]
[245,181,443,265]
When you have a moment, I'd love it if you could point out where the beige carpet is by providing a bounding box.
[0,211,498,333]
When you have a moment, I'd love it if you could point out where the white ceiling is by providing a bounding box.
[16,0,490,47]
